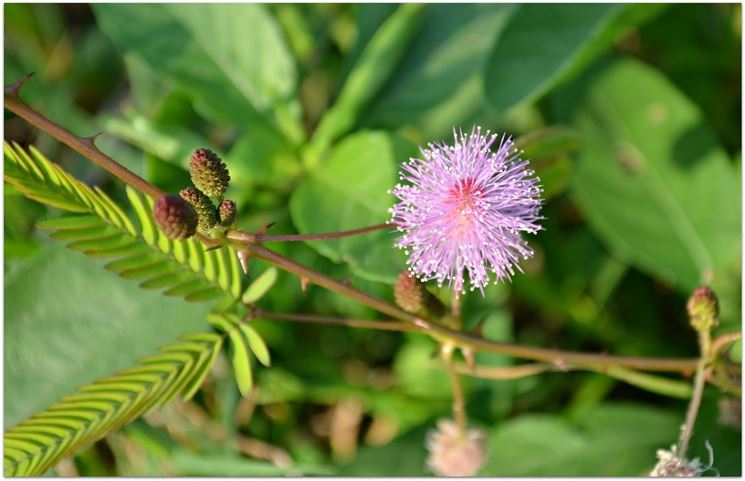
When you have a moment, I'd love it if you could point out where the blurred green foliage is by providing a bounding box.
[4,3,741,476]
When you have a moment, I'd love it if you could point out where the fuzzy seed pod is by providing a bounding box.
[687,286,719,333]
[180,187,217,233]
[395,270,425,313]
[426,419,486,477]
[218,199,237,227]
[189,148,230,198]
[153,195,198,240]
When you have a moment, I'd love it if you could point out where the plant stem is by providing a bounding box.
[227,223,389,244]
[250,309,413,332]
[677,330,711,458]
[444,355,467,435]
[4,80,706,376]
[4,89,220,248]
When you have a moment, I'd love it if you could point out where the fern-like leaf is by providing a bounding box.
[3,333,223,477]
[4,142,243,302]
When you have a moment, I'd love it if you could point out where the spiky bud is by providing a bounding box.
[426,419,486,477]
[395,270,425,313]
[189,148,230,198]
[153,195,197,240]
[687,286,719,333]
[218,199,237,227]
[180,187,217,233]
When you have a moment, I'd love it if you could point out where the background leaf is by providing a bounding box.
[484,4,664,113]
[556,58,741,320]
[4,243,211,428]
[290,131,408,283]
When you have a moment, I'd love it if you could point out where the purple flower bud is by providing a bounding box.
[180,186,217,233]
[389,126,543,296]
[153,195,198,240]
[190,148,230,198]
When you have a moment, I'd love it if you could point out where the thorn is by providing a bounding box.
[82,131,103,147]
[237,250,251,275]
[256,222,276,235]
[340,275,352,286]
[5,72,35,97]
[204,243,223,252]
[470,317,487,338]
[300,276,310,294]
[414,318,430,330]
[462,347,476,371]
[553,358,569,372]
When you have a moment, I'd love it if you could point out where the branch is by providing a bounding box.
[4,77,703,376]
[4,86,220,248]
[229,223,390,243]
[250,309,413,333]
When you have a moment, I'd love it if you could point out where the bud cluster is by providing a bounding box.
[153,148,238,239]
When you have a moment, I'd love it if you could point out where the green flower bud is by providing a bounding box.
[687,286,720,333]
[395,270,425,314]
[180,186,217,233]
[153,195,197,240]
[189,148,230,198]
[218,199,237,227]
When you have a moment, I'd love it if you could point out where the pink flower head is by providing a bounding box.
[388,126,543,295]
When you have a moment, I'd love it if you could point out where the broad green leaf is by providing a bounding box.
[93,4,302,143]
[361,4,514,137]
[4,243,211,429]
[484,4,664,113]
[561,59,740,314]
[306,3,424,164]
[483,403,680,476]
[290,131,406,283]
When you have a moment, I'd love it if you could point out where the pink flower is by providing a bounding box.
[389,127,543,295]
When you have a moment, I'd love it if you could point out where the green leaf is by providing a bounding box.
[3,331,222,476]
[361,4,514,137]
[483,403,680,476]
[290,131,406,283]
[561,59,740,308]
[484,4,663,112]
[240,323,271,367]
[307,3,424,163]
[4,242,212,429]
[227,328,253,397]
[241,267,278,304]
[93,4,302,143]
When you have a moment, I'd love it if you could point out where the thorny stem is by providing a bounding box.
[4,78,718,379]
[243,243,699,372]
[4,78,221,248]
